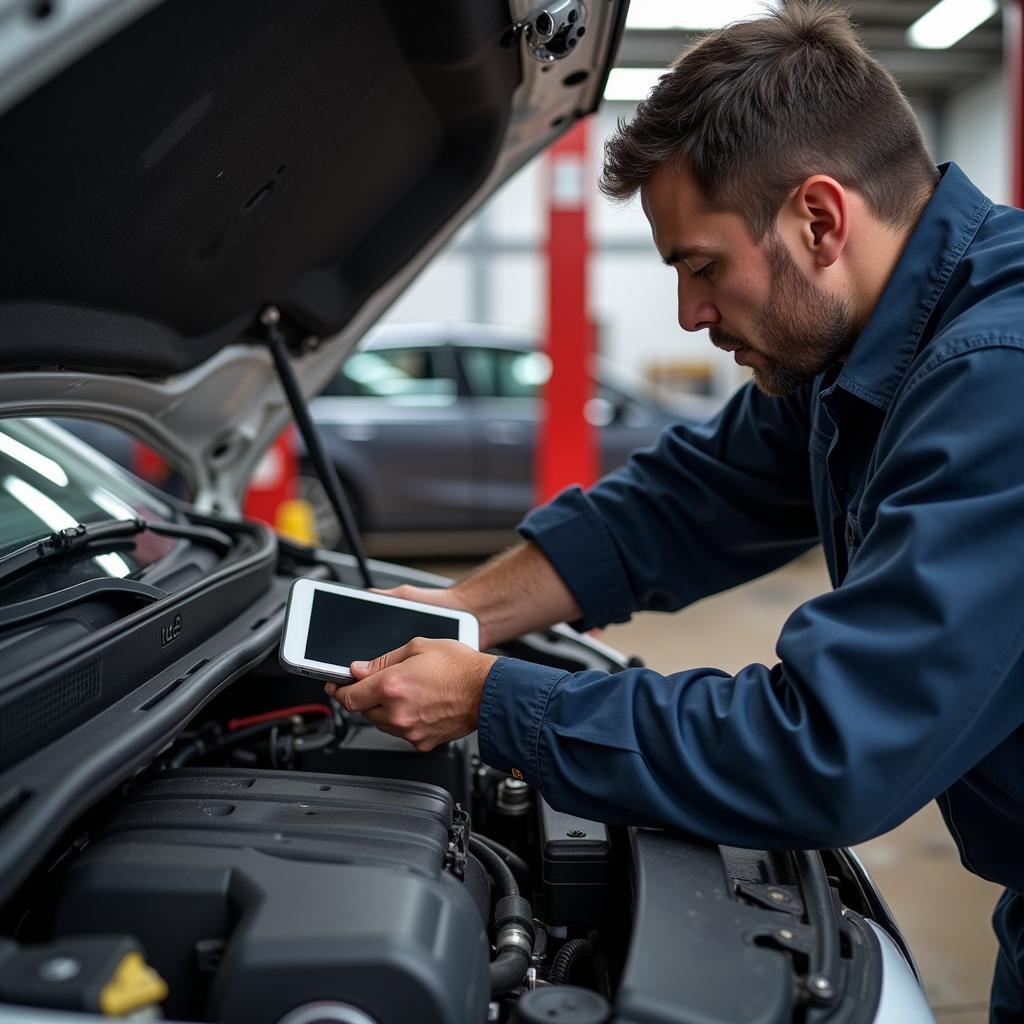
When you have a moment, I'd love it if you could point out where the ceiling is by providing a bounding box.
[616,0,1005,102]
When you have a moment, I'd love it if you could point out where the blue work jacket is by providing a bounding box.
[477,163,1024,890]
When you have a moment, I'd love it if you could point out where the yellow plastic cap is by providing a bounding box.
[98,951,168,1017]
[275,497,319,545]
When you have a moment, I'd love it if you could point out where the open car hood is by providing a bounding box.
[0,0,626,511]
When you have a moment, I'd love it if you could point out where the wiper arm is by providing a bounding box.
[0,518,233,589]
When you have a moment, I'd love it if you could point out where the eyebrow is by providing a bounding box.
[661,246,717,267]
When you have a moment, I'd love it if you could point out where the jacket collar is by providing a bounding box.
[833,162,992,411]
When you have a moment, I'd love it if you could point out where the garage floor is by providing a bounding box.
[413,549,1000,1022]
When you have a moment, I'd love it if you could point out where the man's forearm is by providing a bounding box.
[451,540,581,648]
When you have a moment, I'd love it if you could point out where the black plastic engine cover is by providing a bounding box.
[51,769,490,1024]
[615,830,794,1024]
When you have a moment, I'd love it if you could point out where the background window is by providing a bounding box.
[329,348,457,401]
[463,348,552,399]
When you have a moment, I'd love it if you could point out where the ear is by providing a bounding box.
[784,175,848,269]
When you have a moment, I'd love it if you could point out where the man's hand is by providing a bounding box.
[323,638,498,752]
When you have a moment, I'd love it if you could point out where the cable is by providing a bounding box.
[548,939,593,986]
[227,704,333,731]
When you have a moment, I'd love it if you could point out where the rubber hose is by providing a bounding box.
[473,833,531,888]
[490,947,531,997]
[168,741,203,770]
[548,939,593,986]
[469,837,534,996]
[469,835,518,897]
[168,719,293,769]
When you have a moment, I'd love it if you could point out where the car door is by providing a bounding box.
[462,346,678,529]
[311,344,477,532]
[459,344,549,529]
[592,382,675,474]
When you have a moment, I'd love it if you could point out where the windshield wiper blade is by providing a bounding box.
[0,518,233,588]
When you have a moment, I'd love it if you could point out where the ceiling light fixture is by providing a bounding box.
[625,0,778,31]
[907,0,998,49]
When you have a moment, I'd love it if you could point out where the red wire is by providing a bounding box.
[227,703,333,732]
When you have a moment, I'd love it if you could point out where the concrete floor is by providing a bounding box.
[413,549,1002,1022]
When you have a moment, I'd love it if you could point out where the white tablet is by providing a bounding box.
[279,578,479,682]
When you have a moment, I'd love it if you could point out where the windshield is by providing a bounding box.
[0,418,176,573]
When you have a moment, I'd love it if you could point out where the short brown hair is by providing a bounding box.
[601,1,938,238]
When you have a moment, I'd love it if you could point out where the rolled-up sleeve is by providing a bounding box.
[481,342,1024,848]
[519,380,820,630]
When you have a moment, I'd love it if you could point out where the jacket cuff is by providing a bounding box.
[477,656,567,787]
[518,486,634,630]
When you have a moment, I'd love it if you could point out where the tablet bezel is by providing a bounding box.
[280,578,479,681]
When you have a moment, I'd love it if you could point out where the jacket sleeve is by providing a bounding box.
[518,380,820,631]
[480,342,1024,848]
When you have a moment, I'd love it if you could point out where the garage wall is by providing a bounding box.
[938,69,1011,205]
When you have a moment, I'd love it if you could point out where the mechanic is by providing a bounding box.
[324,3,1024,1016]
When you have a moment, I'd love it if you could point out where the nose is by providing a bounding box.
[677,283,720,333]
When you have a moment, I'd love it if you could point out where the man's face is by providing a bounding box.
[640,162,857,396]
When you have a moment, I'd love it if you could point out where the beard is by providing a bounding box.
[711,231,858,398]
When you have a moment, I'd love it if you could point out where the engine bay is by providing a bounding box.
[1,654,890,1024]
[0,544,894,1024]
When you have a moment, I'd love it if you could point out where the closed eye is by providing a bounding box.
[691,263,714,281]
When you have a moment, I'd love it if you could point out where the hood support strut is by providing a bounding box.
[260,306,373,589]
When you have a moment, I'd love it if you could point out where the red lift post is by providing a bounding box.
[243,425,317,544]
[243,425,298,527]
[537,118,599,505]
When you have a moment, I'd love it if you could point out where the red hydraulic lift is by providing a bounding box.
[243,425,316,544]
[537,118,599,505]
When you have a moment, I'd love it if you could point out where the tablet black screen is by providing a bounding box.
[304,590,460,666]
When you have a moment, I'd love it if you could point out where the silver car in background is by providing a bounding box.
[303,322,719,553]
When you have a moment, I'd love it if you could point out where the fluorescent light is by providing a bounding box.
[4,475,131,579]
[907,0,997,49]
[626,0,777,31]
[604,67,666,101]
[0,430,68,486]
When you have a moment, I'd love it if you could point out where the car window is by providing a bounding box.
[462,347,552,400]
[0,418,176,569]
[326,348,457,403]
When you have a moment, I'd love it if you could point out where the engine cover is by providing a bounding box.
[51,769,490,1024]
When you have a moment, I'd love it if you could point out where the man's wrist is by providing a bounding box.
[477,656,568,787]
